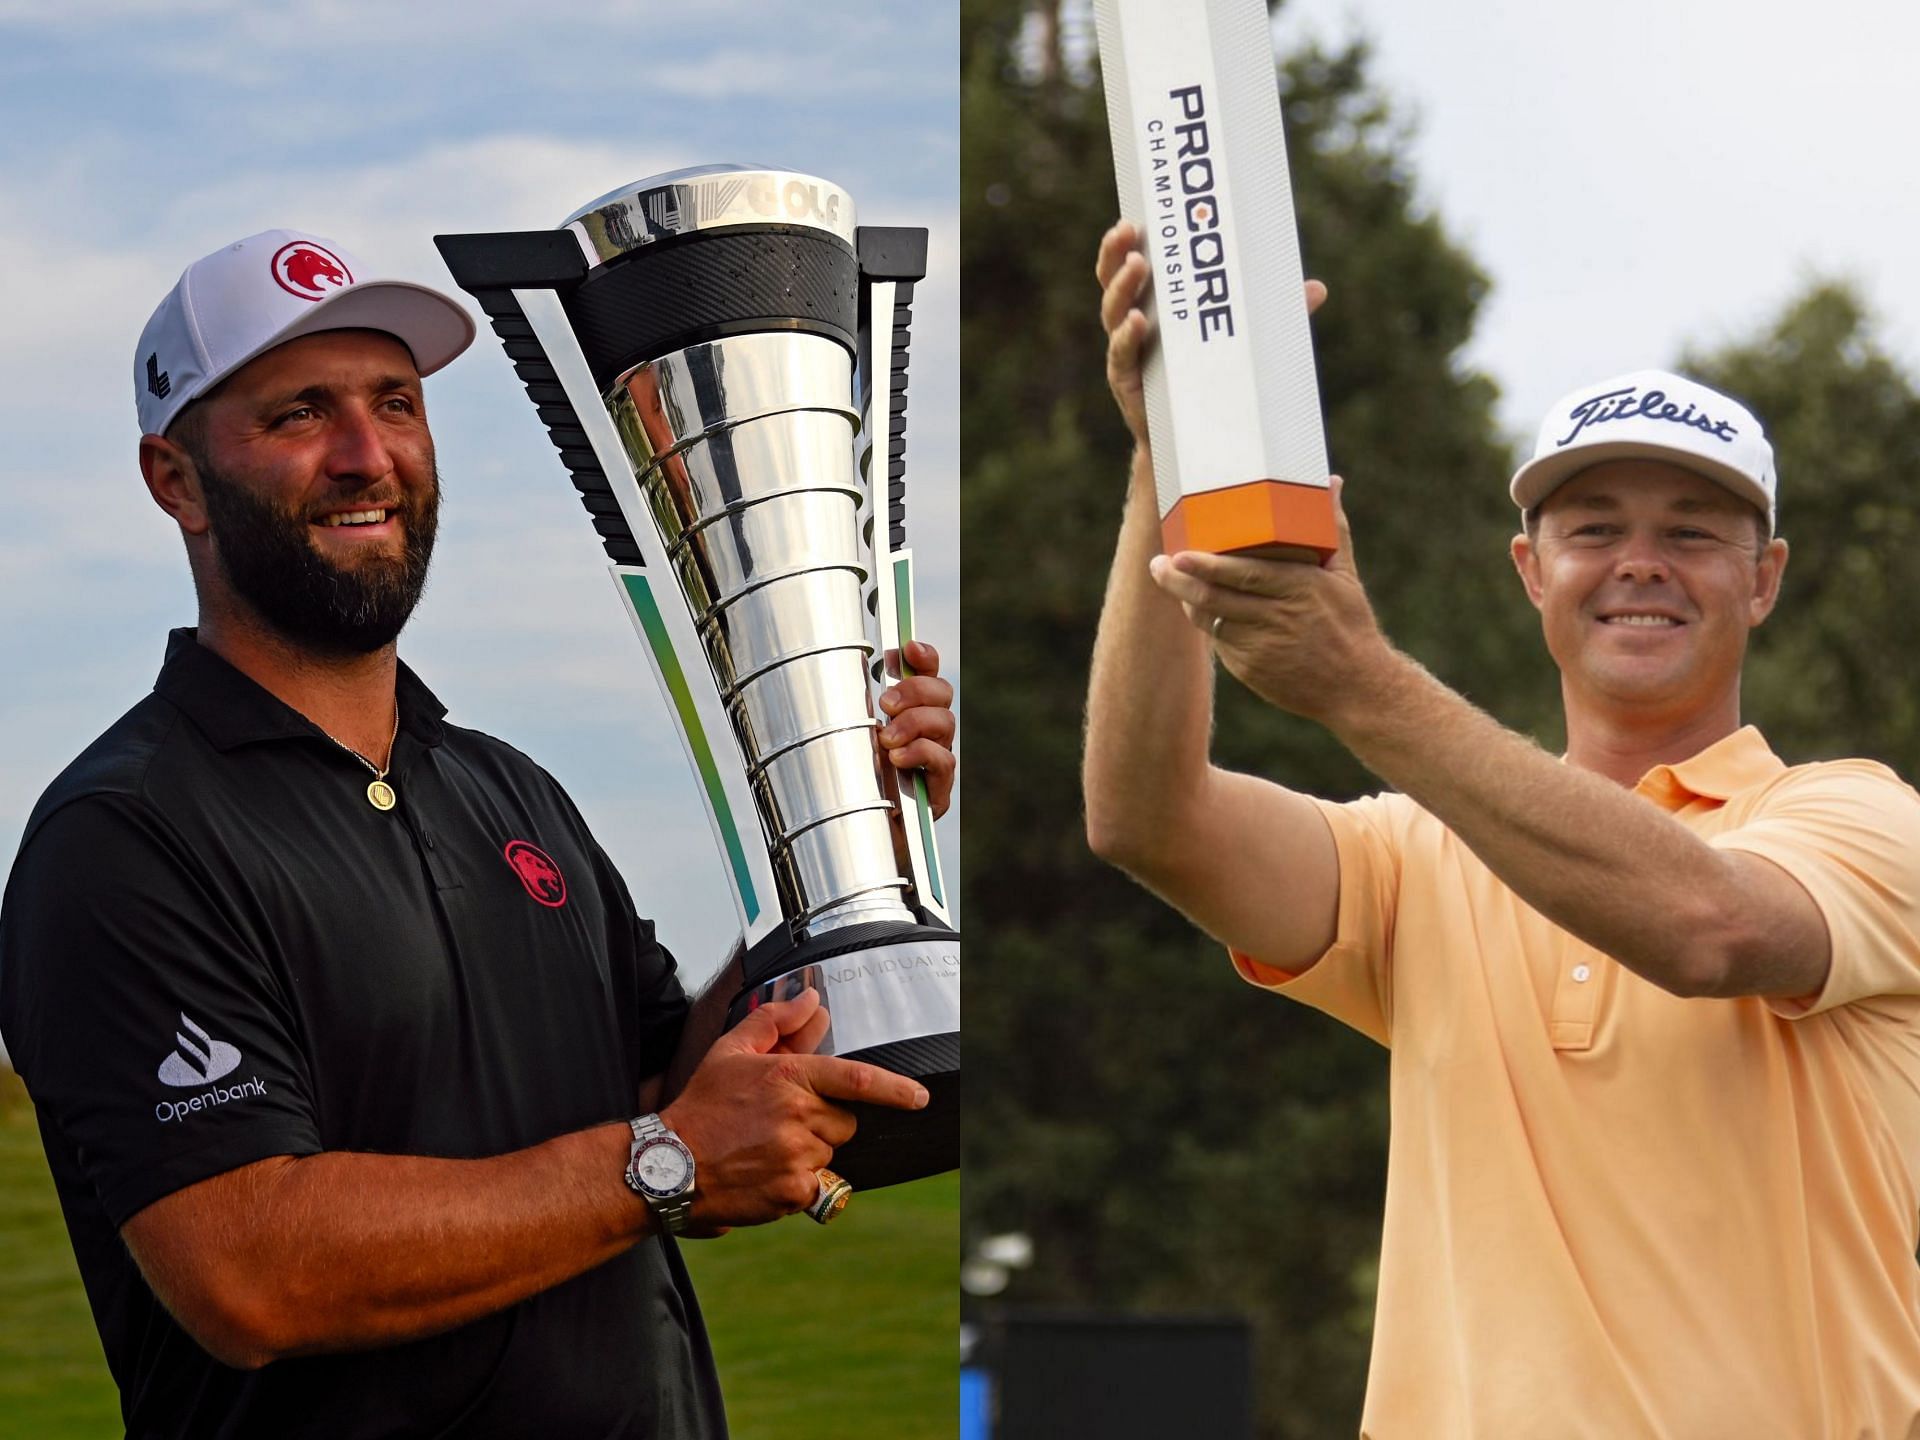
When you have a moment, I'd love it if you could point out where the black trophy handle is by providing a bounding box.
[856,226,928,552]
[433,231,646,567]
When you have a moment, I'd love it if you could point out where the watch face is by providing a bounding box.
[633,1138,692,1198]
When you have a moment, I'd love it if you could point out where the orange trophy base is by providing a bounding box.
[1161,478,1337,563]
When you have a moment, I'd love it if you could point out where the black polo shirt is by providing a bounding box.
[0,630,726,1439]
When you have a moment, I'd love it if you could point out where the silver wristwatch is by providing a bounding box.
[625,1113,696,1234]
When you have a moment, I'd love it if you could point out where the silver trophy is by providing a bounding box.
[437,166,957,1189]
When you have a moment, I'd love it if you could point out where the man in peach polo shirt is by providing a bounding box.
[1084,222,1920,1438]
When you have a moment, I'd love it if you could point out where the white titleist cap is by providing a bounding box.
[134,229,477,437]
[1510,368,1776,533]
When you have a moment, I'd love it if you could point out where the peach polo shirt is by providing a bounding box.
[1235,727,1920,1439]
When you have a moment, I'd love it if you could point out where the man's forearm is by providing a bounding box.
[128,1121,648,1369]
[1328,654,1829,997]
[1082,450,1343,966]
[1083,237,1340,963]
[1082,446,1219,861]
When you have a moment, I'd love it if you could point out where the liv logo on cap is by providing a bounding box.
[1509,368,1778,533]
[271,240,353,301]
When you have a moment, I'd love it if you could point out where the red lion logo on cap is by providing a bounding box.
[503,840,567,908]
[271,241,353,301]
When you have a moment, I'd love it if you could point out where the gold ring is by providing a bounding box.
[807,1167,853,1225]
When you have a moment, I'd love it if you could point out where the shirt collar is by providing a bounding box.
[153,627,448,753]
[1632,725,1785,809]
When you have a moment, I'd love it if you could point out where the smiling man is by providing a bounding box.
[1085,222,1920,1437]
[0,230,955,1439]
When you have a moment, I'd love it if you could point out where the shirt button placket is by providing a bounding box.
[1550,955,1602,1051]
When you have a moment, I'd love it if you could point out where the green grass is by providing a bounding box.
[0,1068,120,1438]
[683,1170,959,1439]
[0,1069,955,1438]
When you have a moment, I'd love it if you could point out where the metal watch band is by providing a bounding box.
[631,1113,666,1144]
[628,1114,696,1234]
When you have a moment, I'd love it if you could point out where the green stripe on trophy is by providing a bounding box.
[621,573,761,923]
[893,557,945,907]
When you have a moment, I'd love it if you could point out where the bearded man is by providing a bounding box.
[0,230,955,1439]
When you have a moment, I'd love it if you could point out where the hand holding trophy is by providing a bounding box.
[438,167,958,1192]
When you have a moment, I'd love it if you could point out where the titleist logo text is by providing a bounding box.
[1557,387,1739,448]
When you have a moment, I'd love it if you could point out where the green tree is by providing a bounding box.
[961,3,1539,1433]
[1685,282,1920,775]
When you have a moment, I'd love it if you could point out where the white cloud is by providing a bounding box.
[158,133,690,275]
[1,2,949,110]
[0,135,685,437]
[0,0,847,33]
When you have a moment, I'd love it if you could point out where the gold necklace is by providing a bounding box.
[320,702,402,811]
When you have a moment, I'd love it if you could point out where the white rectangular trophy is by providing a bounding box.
[1094,0,1335,561]
[437,167,957,1189]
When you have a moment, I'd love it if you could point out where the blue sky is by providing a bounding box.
[0,3,958,990]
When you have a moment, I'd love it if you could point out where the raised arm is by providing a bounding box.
[1336,652,1832,1000]
[122,990,927,1370]
[1081,221,1340,972]
[1152,513,1832,1001]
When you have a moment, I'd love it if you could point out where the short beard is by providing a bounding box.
[192,452,439,658]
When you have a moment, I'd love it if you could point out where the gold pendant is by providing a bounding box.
[367,779,397,811]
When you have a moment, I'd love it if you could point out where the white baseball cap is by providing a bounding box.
[1509,368,1776,533]
[134,229,477,437]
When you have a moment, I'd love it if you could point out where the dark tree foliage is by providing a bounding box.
[961,2,1540,1433]
[1684,283,1920,776]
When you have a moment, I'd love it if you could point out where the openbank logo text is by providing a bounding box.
[156,1075,268,1124]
